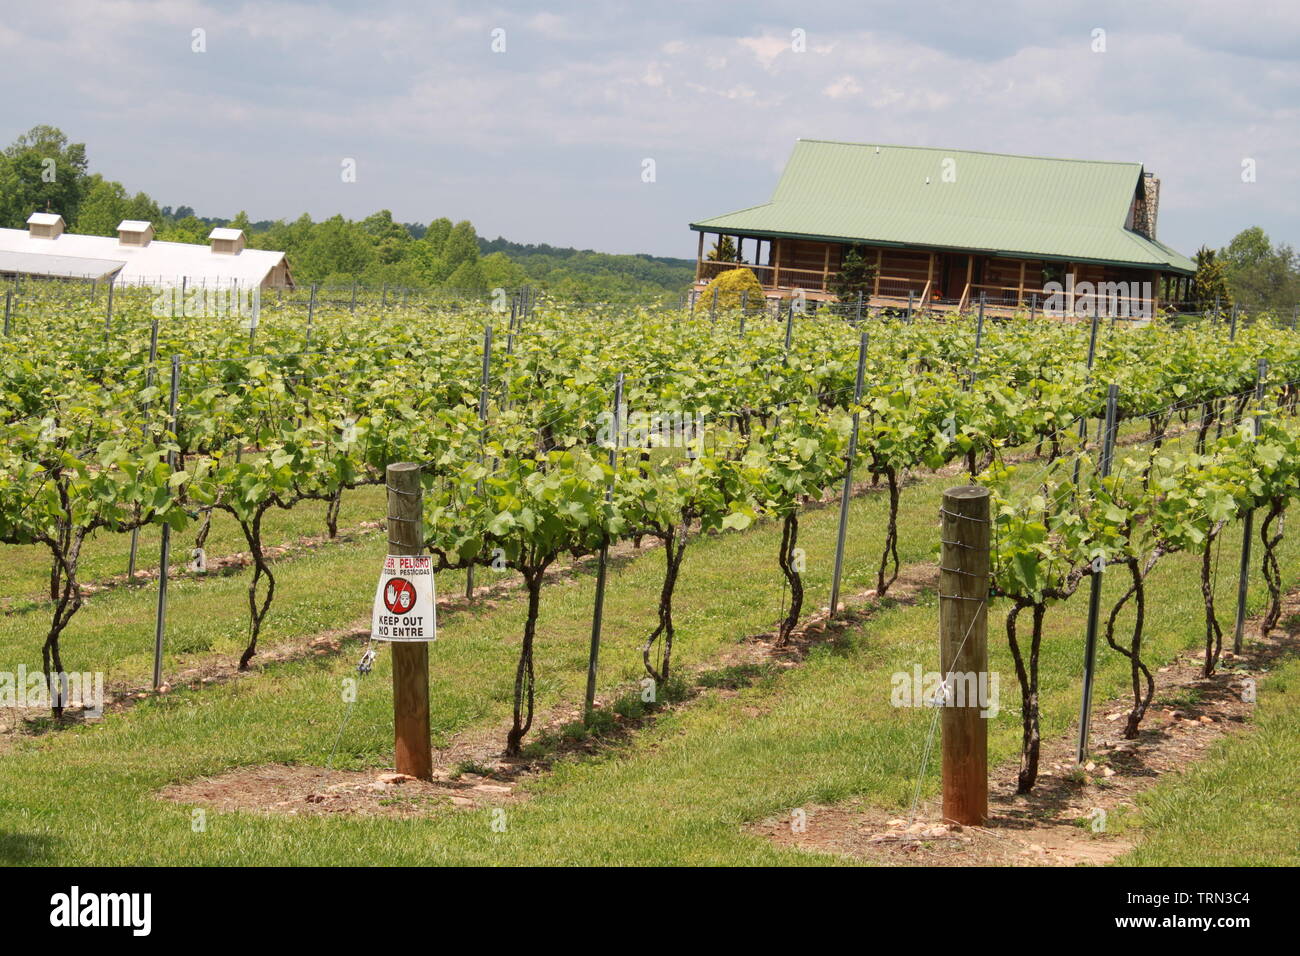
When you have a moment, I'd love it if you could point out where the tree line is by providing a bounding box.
[0,126,693,298]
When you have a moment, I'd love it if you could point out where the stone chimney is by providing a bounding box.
[1133,172,1160,240]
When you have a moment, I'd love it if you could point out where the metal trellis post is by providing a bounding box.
[829,332,869,617]
[129,318,161,580]
[1076,383,1119,763]
[153,355,181,691]
[585,373,623,723]
[467,322,493,601]
[1234,359,1269,654]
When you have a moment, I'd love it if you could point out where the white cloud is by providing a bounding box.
[0,0,1296,256]
[823,75,862,99]
[738,34,790,69]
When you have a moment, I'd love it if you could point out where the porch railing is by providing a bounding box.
[696,259,834,291]
[967,283,1157,318]
[694,262,1162,318]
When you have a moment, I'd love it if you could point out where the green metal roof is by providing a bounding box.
[691,140,1196,274]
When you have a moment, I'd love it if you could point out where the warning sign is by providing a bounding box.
[371,554,436,642]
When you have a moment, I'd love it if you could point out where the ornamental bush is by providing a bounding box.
[695,267,766,311]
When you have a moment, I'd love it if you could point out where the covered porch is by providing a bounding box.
[692,231,1194,317]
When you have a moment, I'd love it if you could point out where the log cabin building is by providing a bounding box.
[690,140,1196,316]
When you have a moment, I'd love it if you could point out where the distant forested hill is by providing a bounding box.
[478,236,695,298]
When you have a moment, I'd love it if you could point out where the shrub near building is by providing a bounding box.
[697,267,767,310]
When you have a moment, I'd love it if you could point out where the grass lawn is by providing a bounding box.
[1117,654,1300,867]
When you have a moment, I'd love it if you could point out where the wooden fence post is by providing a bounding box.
[387,462,432,780]
[939,485,990,826]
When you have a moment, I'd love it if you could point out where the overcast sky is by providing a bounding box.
[2,1,1296,259]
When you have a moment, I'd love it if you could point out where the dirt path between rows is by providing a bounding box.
[748,589,1300,866]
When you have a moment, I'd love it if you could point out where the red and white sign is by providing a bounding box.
[371,554,436,642]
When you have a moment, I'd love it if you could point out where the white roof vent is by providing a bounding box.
[117,220,155,247]
[27,212,65,240]
[209,228,246,255]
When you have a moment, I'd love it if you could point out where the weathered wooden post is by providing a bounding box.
[939,485,990,826]
[386,462,432,780]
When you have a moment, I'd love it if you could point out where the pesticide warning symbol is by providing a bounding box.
[371,554,436,642]
[383,578,417,614]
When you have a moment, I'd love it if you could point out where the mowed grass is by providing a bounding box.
[1117,654,1300,867]
[0,483,388,607]
[2,457,1300,865]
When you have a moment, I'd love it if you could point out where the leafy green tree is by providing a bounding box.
[125,191,161,226]
[156,215,208,245]
[446,258,488,295]
[1219,227,1300,312]
[481,251,528,291]
[0,125,89,227]
[1221,226,1271,272]
[442,221,479,267]
[424,217,453,259]
[73,175,131,236]
[360,210,409,265]
[295,215,375,281]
